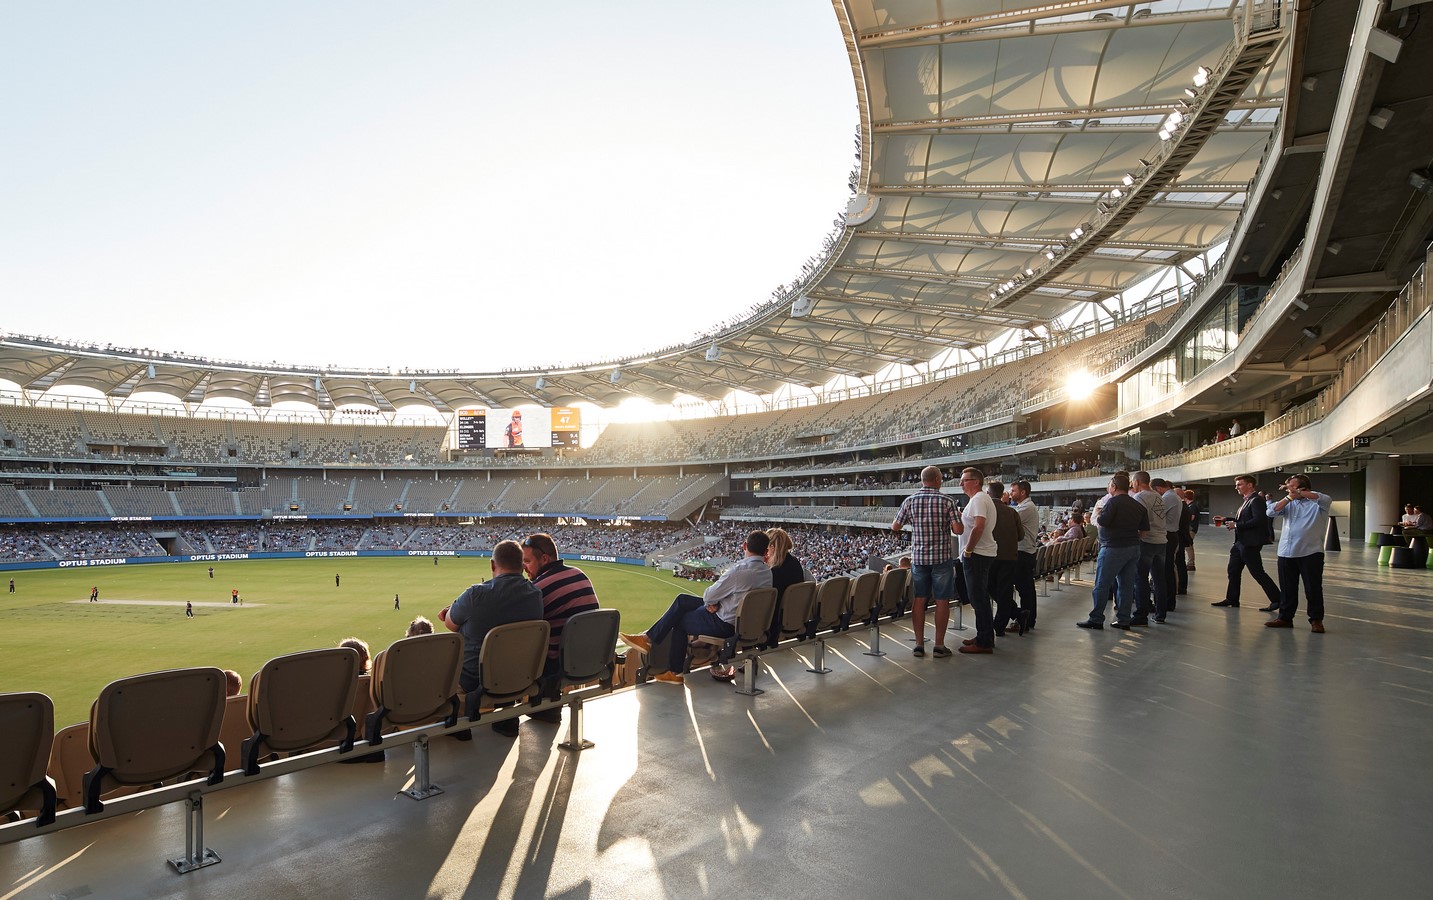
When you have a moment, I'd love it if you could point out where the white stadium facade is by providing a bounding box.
[4,2,1433,898]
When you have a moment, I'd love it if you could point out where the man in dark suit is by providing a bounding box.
[1212,474,1281,610]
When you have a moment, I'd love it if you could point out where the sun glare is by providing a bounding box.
[1065,369,1099,401]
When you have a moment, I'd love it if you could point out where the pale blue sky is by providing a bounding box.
[0,1,857,373]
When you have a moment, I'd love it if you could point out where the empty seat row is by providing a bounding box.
[0,609,620,872]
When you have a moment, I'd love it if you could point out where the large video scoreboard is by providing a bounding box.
[455,407,582,450]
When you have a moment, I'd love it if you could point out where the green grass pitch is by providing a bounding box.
[0,557,694,726]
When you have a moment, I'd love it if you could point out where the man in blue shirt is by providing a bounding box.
[1264,474,1333,633]
[621,530,772,684]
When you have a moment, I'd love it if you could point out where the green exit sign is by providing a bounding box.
[1305,465,1321,473]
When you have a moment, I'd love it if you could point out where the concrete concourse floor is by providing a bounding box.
[4,535,1431,899]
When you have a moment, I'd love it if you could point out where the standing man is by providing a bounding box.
[1008,480,1041,632]
[1213,475,1282,611]
[439,540,544,737]
[957,467,998,654]
[891,465,961,658]
[8,578,13,593]
[620,531,772,684]
[1078,473,1149,630]
[985,482,1024,636]
[1183,489,1201,571]
[394,594,401,610]
[90,586,98,603]
[505,410,524,447]
[1265,475,1333,633]
[1151,478,1183,615]
[522,532,600,720]
[208,566,214,579]
[1130,472,1169,626]
[335,573,341,588]
[186,601,194,618]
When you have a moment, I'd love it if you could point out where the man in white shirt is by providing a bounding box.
[1130,471,1168,625]
[957,467,999,654]
[1151,479,1184,615]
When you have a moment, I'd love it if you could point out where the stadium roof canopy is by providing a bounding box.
[0,0,1287,413]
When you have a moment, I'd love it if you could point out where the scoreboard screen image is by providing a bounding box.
[455,407,581,449]
[456,409,486,450]
[551,407,580,447]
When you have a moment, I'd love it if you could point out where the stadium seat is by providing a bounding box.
[365,633,463,745]
[465,621,549,722]
[47,722,96,810]
[807,576,850,639]
[863,567,911,657]
[551,608,621,751]
[83,667,227,814]
[0,691,57,827]
[770,580,818,646]
[690,587,777,696]
[217,695,250,774]
[240,648,361,775]
[842,571,881,630]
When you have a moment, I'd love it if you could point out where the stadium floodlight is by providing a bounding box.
[1122,173,1135,186]
[1193,66,1211,87]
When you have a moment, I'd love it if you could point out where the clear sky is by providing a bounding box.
[0,1,857,374]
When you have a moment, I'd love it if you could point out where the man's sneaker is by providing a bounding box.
[652,671,685,685]
[491,718,519,738]
[619,632,651,654]
[931,645,952,658]
[912,645,926,657]
[1076,620,1104,630]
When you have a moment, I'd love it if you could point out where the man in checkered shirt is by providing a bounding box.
[892,465,963,657]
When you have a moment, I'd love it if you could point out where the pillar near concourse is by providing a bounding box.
[1364,457,1401,537]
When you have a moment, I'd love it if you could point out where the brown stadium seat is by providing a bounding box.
[807,576,850,639]
[83,667,227,813]
[873,566,910,619]
[771,580,818,645]
[241,648,360,774]
[466,621,550,720]
[216,695,250,774]
[47,722,95,810]
[366,633,463,744]
[689,587,777,667]
[843,571,881,629]
[0,691,57,827]
[553,608,621,696]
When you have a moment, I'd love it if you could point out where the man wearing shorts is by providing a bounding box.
[892,465,962,658]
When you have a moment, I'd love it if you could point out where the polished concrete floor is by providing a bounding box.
[4,536,1432,899]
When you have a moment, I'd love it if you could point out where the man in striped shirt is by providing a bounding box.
[522,532,600,722]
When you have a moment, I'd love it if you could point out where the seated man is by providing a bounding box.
[439,539,543,736]
[521,532,600,721]
[620,530,773,685]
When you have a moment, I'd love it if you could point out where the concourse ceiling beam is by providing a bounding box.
[857,1,1235,49]
[875,99,1281,134]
